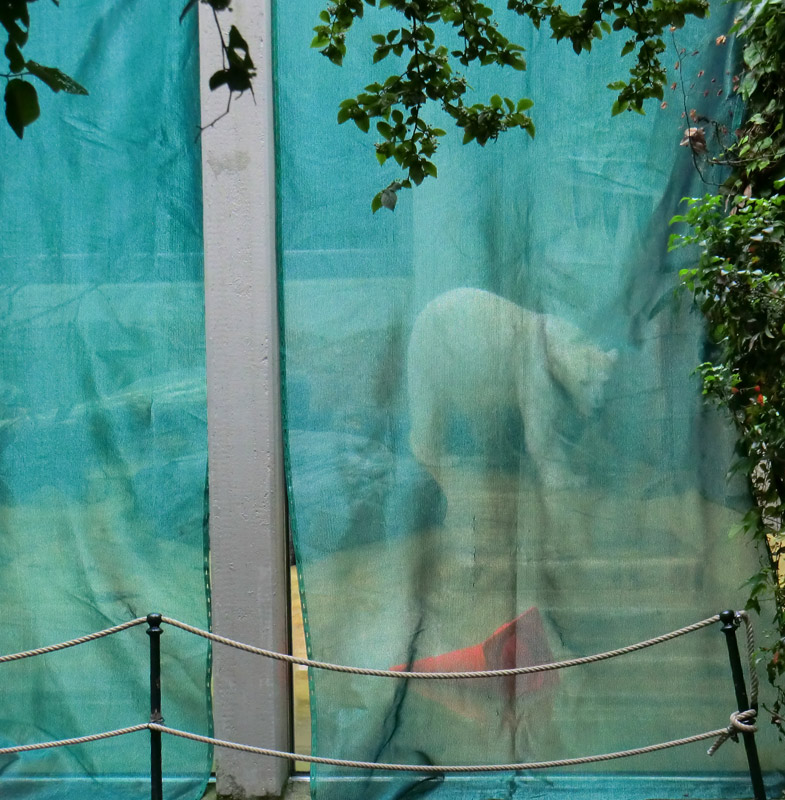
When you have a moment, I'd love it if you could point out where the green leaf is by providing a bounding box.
[353,111,370,133]
[25,61,88,95]
[611,99,628,116]
[620,40,635,57]
[490,94,502,109]
[371,192,383,213]
[5,79,40,139]
[516,97,534,111]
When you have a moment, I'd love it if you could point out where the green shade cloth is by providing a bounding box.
[275,2,784,798]
[0,2,211,797]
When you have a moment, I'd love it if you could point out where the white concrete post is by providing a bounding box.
[199,1,290,797]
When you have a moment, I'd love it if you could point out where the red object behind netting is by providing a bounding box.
[391,607,559,695]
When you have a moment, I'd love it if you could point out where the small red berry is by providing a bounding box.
[757,394,765,406]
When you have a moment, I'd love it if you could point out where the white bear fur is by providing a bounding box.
[407,288,616,485]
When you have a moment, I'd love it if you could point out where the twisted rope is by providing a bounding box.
[0,613,724,678]
[0,618,147,664]
[0,725,149,755]
[707,709,759,756]
[0,709,755,771]
[150,723,740,773]
[738,610,759,705]
[161,614,720,679]
[0,612,762,772]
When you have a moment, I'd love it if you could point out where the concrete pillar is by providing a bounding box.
[199,0,290,796]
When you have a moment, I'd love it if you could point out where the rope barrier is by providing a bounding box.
[160,614,721,679]
[0,612,733,684]
[0,717,756,772]
[151,721,756,772]
[0,609,764,790]
[0,618,147,664]
[0,725,149,756]
[707,610,759,756]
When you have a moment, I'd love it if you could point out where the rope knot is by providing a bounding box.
[730,708,758,734]
[707,708,757,756]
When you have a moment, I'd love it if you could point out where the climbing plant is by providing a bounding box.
[670,0,785,734]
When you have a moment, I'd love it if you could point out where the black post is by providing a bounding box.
[719,610,767,800]
[147,613,164,800]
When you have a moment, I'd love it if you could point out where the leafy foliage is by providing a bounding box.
[722,0,785,195]
[0,0,256,139]
[670,0,785,732]
[314,0,710,209]
[4,0,782,736]
[0,0,87,138]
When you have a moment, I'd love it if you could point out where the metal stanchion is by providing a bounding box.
[147,613,164,800]
[719,610,767,800]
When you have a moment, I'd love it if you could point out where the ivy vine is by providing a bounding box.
[670,0,785,733]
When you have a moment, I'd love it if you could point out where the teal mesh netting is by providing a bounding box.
[275,2,784,799]
[0,2,211,798]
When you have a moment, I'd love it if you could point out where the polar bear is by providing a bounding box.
[407,288,616,485]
